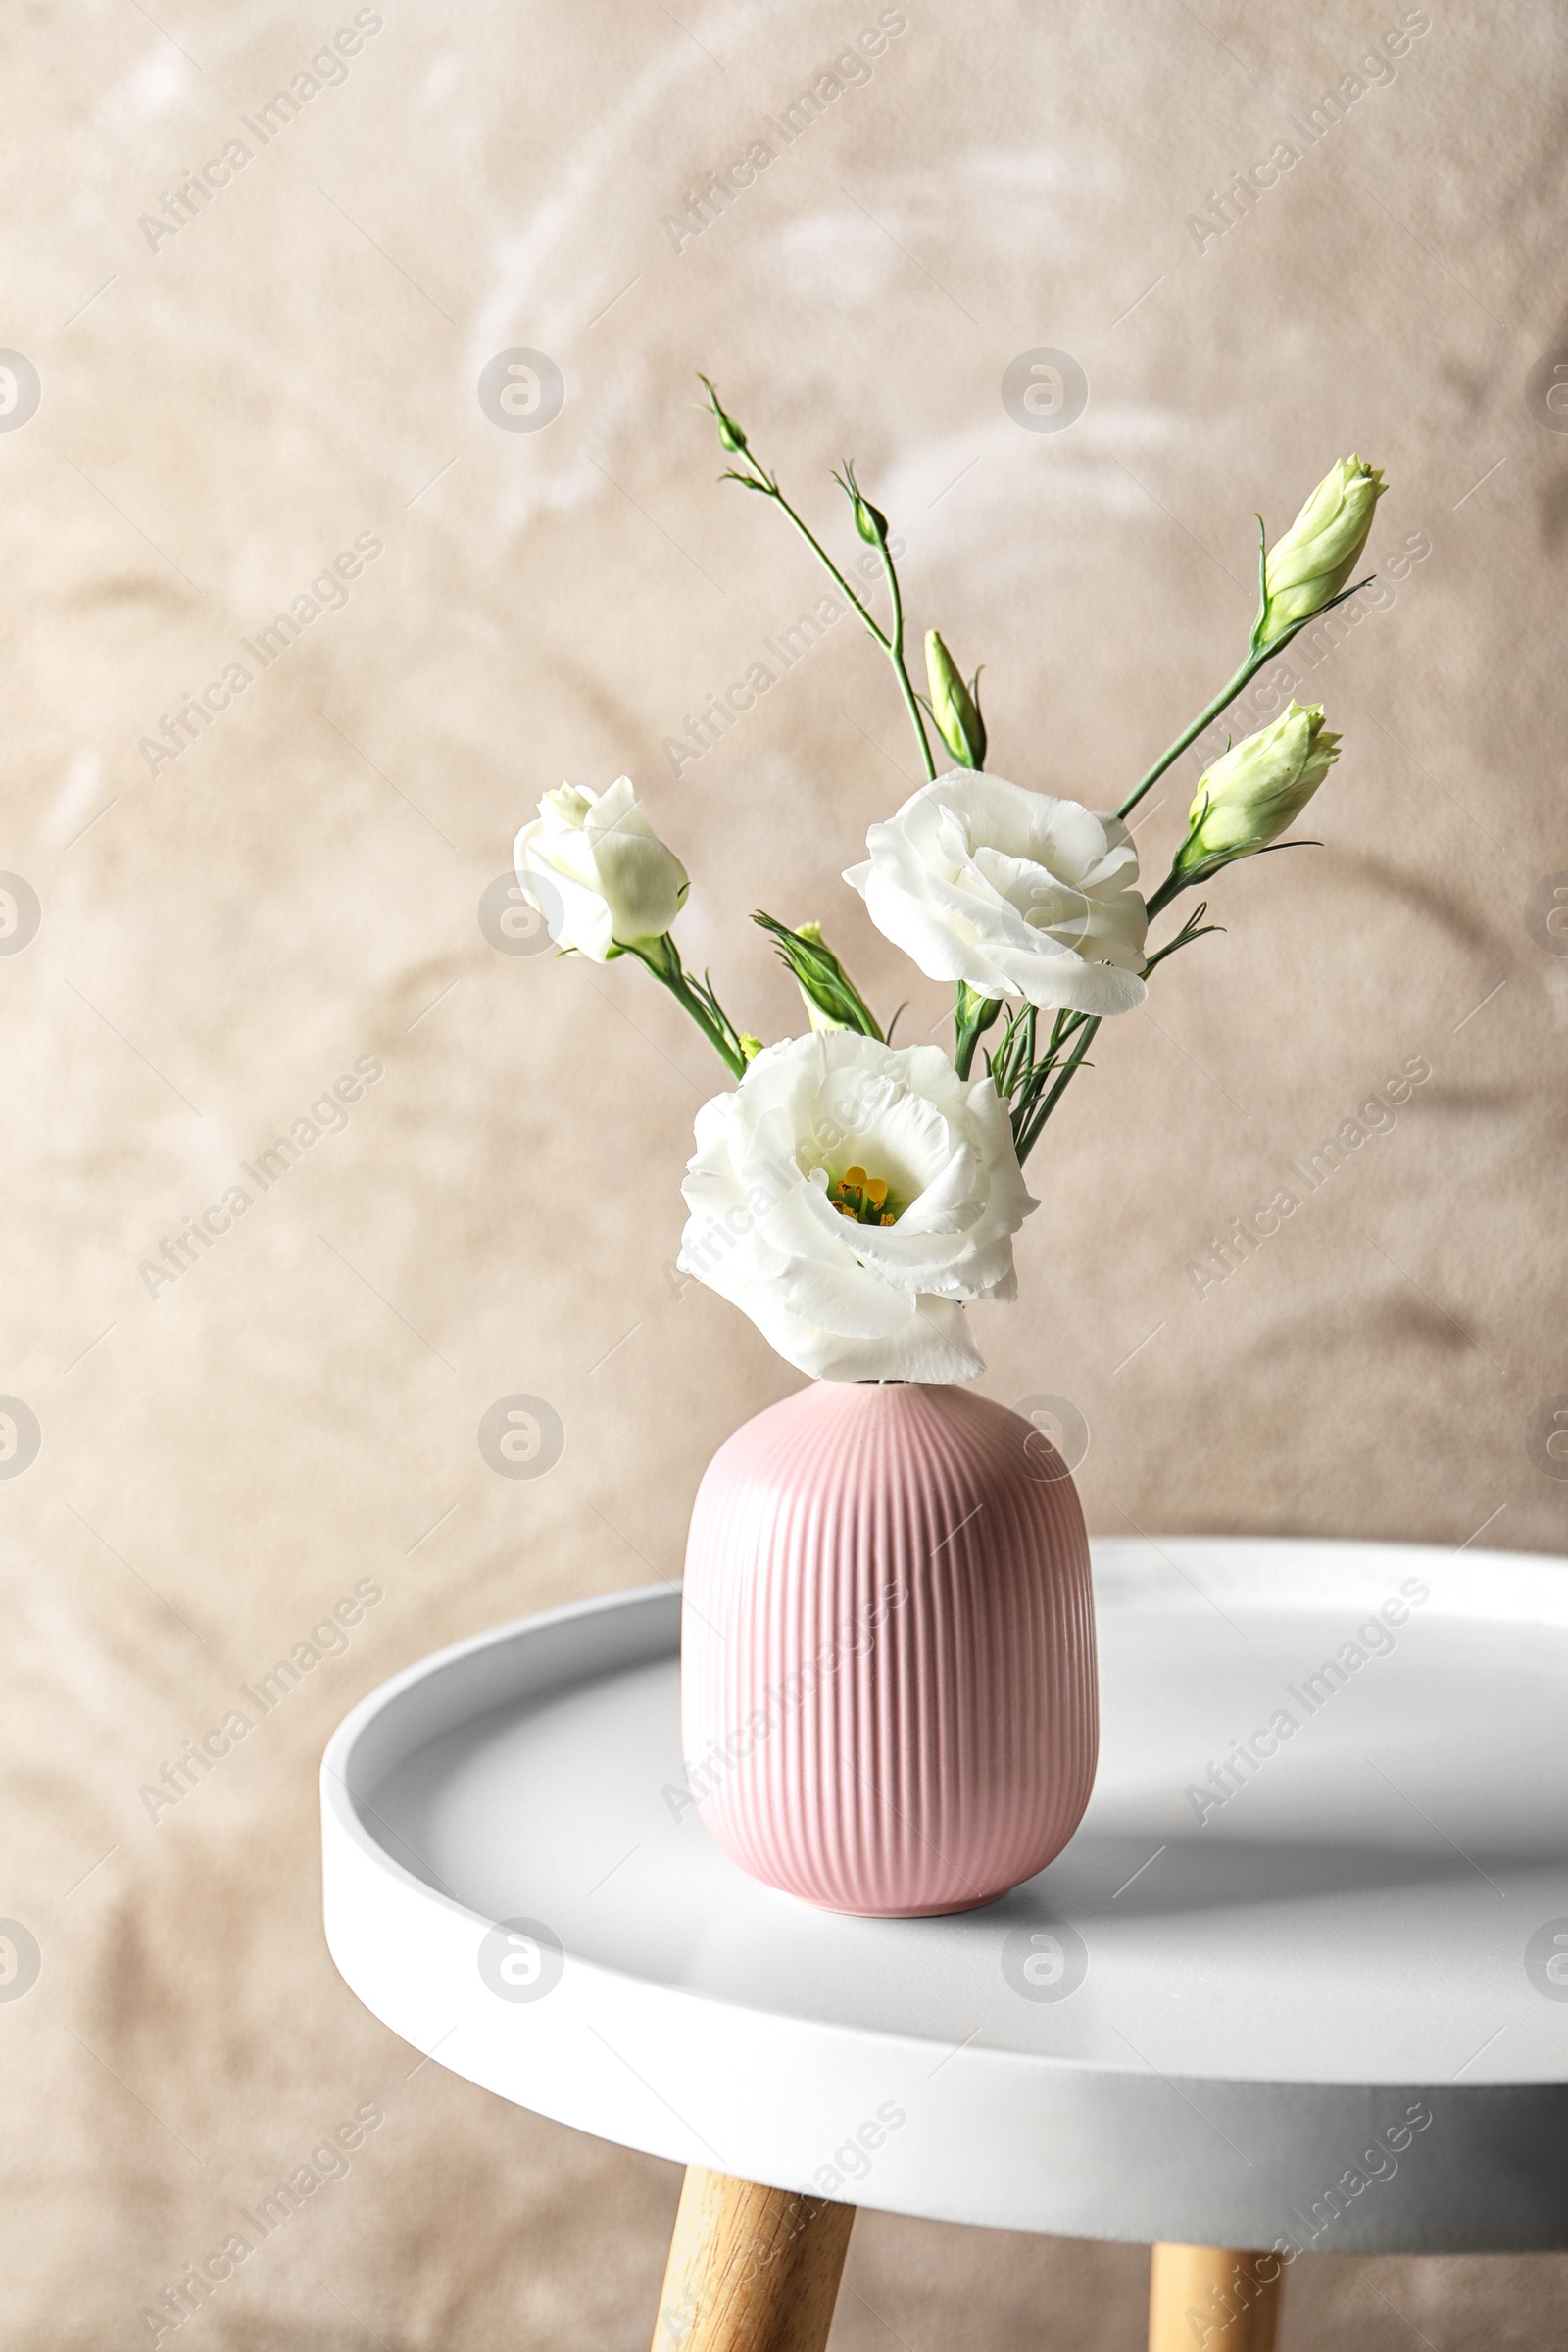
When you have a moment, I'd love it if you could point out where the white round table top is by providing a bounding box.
[321,1538,1568,2253]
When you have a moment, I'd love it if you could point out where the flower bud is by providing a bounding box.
[514,777,689,959]
[854,491,888,547]
[1258,456,1386,644]
[836,462,888,547]
[698,374,747,454]
[856,496,888,546]
[753,913,883,1039]
[1174,703,1340,883]
[924,631,987,769]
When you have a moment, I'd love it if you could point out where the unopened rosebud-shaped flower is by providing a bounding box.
[925,630,986,769]
[514,777,689,960]
[698,374,747,455]
[1257,456,1386,644]
[1174,703,1340,884]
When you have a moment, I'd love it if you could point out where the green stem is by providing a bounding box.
[627,937,746,1078]
[1004,1005,1077,1143]
[997,1004,1035,1098]
[1116,573,1376,825]
[1009,900,1222,1158]
[1021,1005,1083,1090]
[1117,652,1257,823]
[1015,1016,1100,1164]
[664,971,745,1077]
[722,454,935,779]
[745,468,891,647]
[986,1004,1023,1095]
[880,540,937,779]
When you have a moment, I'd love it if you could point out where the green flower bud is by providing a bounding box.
[792,927,852,1028]
[753,913,883,1040]
[835,462,888,548]
[1258,456,1386,644]
[698,374,747,455]
[1174,702,1340,883]
[853,491,888,546]
[924,630,987,769]
[739,1032,765,1061]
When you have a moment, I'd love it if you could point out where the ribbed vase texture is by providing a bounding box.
[679,1380,1098,1917]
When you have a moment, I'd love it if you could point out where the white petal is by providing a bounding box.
[676,1033,1032,1382]
[585,780,688,943]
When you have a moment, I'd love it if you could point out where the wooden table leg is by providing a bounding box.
[1148,2243,1285,2352]
[650,2166,856,2352]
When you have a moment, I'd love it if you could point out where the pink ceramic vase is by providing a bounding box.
[679,1380,1098,1917]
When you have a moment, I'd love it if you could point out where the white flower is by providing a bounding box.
[514,777,688,961]
[677,1031,1037,1383]
[845,770,1148,1015]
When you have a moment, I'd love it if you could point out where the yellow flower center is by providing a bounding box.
[827,1165,897,1227]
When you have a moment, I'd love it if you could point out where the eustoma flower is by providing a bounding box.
[1257,456,1386,644]
[677,1032,1037,1382]
[1173,702,1340,885]
[845,770,1149,1015]
[514,777,688,959]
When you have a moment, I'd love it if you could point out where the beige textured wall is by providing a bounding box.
[3,0,1565,2343]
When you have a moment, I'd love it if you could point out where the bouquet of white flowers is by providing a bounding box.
[514,387,1385,1385]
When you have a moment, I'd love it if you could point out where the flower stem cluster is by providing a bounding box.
[510,418,1390,1382]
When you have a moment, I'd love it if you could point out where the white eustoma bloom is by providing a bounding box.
[514,777,688,961]
[678,1032,1038,1384]
[845,770,1148,1015]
